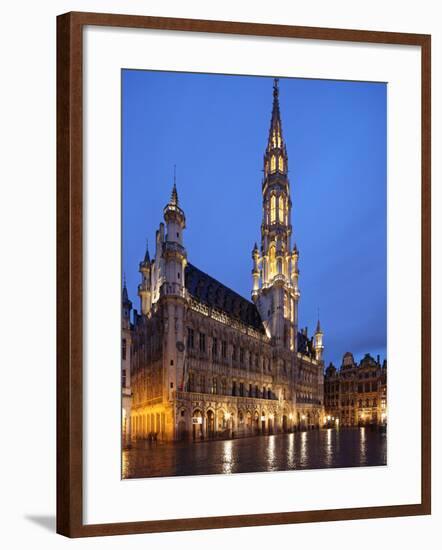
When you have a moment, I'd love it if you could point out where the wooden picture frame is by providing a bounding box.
[57,11,431,537]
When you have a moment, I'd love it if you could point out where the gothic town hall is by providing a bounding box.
[122,80,326,443]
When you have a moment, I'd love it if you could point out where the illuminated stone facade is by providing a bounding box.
[121,282,133,447]
[324,352,387,427]
[124,80,325,441]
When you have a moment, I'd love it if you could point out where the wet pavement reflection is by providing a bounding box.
[122,427,387,479]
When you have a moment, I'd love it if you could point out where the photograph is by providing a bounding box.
[120,70,387,479]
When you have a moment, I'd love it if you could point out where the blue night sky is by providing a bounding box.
[122,70,387,368]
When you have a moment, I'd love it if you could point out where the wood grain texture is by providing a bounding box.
[56,11,431,538]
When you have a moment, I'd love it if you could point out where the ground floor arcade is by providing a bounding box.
[129,391,324,442]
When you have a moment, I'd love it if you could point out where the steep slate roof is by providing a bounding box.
[185,263,312,349]
[185,263,265,333]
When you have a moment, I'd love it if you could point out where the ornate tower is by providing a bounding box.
[122,275,132,329]
[314,318,324,362]
[161,182,188,407]
[139,182,187,312]
[253,79,300,350]
[138,242,152,316]
[162,182,187,296]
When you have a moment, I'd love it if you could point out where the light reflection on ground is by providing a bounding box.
[122,427,387,479]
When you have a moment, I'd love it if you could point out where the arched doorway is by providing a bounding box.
[217,409,228,436]
[192,409,203,441]
[254,411,260,434]
[238,410,244,435]
[177,408,188,440]
[246,411,252,435]
[261,413,266,434]
[282,414,288,433]
[207,409,215,438]
[229,412,235,437]
[274,414,279,433]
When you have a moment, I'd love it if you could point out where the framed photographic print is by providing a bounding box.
[57,11,431,537]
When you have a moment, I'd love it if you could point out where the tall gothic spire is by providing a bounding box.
[264,78,288,177]
[268,78,281,147]
[253,78,298,348]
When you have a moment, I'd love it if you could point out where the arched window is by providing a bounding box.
[278,156,284,172]
[278,195,284,223]
[270,195,276,222]
[277,258,283,274]
[270,155,276,173]
[269,245,277,279]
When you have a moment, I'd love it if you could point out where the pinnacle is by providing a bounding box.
[170,183,179,206]
[144,240,150,263]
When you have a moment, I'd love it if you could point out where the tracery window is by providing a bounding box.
[199,332,206,352]
[269,245,277,278]
[212,337,218,358]
[278,195,284,222]
[188,372,195,392]
[221,340,227,358]
[270,195,276,222]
